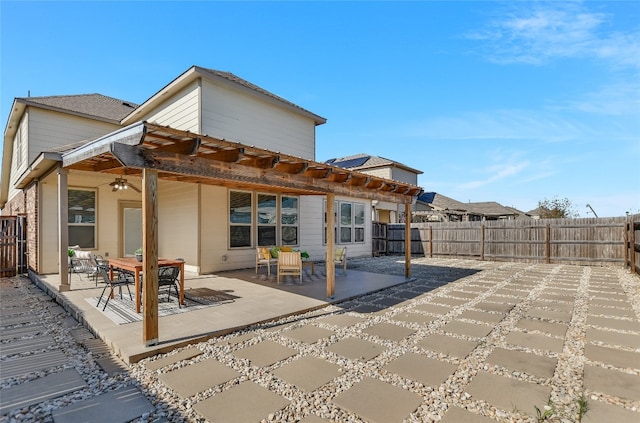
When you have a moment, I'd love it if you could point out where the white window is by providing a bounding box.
[281,196,298,245]
[229,190,299,248]
[324,200,366,245]
[68,189,96,249]
[229,191,252,248]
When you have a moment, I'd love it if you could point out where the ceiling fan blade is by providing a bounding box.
[129,184,141,193]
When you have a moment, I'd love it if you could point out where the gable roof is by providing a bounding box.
[417,192,468,211]
[467,201,519,217]
[325,153,423,175]
[123,66,327,126]
[15,94,137,123]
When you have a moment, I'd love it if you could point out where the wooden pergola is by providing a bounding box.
[58,121,423,345]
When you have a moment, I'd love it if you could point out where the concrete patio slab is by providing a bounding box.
[0,333,56,355]
[383,352,457,386]
[532,300,574,312]
[589,305,635,318]
[0,349,68,381]
[418,334,478,358]
[51,385,154,423]
[158,357,239,397]
[363,322,416,341]
[475,301,515,313]
[327,337,386,361]
[272,356,342,391]
[193,381,290,423]
[282,325,335,344]
[583,365,640,401]
[487,348,558,378]
[448,290,478,299]
[333,377,422,423]
[505,331,564,353]
[234,340,298,367]
[433,296,467,306]
[465,371,551,416]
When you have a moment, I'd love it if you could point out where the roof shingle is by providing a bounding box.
[17,94,138,122]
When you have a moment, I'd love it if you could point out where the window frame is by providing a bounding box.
[68,188,97,249]
[229,190,253,248]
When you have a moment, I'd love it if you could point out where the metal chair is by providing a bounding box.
[158,265,181,307]
[96,264,133,311]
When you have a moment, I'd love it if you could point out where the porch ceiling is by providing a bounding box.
[62,121,423,203]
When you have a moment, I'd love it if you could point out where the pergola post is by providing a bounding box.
[142,168,159,346]
[405,202,411,279]
[326,193,335,299]
[57,168,70,292]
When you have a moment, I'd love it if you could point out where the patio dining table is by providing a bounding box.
[107,257,185,313]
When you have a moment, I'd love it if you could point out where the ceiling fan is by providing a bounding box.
[109,177,141,193]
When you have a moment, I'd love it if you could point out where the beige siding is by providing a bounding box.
[28,108,119,165]
[8,113,29,202]
[139,81,200,132]
[201,79,315,159]
[39,173,59,273]
[157,181,200,267]
[360,167,391,180]
[391,167,419,185]
[199,184,240,273]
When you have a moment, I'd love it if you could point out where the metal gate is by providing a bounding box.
[1,216,27,277]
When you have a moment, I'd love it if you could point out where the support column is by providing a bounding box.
[142,168,159,346]
[57,168,70,292]
[405,202,411,279]
[326,193,335,299]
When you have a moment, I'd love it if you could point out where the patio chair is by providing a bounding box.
[277,251,302,285]
[96,264,133,311]
[334,247,347,275]
[158,265,181,307]
[70,251,100,284]
[256,247,277,277]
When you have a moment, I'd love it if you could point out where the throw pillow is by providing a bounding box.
[270,247,279,259]
[279,246,293,252]
[261,248,270,260]
[335,248,344,261]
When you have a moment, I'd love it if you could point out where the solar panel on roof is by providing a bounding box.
[332,156,370,168]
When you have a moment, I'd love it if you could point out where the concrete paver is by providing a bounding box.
[193,382,289,423]
[327,337,386,361]
[391,311,438,325]
[584,343,640,369]
[51,386,155,423]
[234,340,298,367]
[144,346,203,371]
[582,400,640,423]
[583,364,640,401]
[458,309,505,323]
[418,333,479,358]
[363,322,416,341]
[442,320,494,338]
[505,331,564,353]
[440,406,496,422]
[486,348,558,379]
[383,352,457,387]
[465,371,552,417]
[333,377,422,423]
[158,358,240,398]
[515,318,568,337]
[282,325,335,344]
[586,315,640,331]
[272,356,342,391]
[586,327,640,348]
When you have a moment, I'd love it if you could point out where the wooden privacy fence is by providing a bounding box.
[381,216,640,272]
[1,216,27,277]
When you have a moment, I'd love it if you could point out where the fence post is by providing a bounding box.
[429,226,433,258]
[624,221,629,269]
[545,223,551,264]
[480,224,485,261]
[631,221,636,274]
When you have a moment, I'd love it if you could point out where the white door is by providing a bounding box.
[121,202,142,257]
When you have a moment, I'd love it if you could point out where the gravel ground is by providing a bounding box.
[2,256,639,423]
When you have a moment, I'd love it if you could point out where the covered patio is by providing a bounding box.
[54,121,422,347]
[33,265,412,363]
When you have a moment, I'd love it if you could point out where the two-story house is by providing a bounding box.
[2,66,422,285]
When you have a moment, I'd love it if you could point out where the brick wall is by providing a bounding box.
[4,184,40,273]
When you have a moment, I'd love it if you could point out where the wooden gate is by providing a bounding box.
[1,216,27,277]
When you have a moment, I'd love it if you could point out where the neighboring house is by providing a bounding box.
[414,192,523,222]
[325,154,423,223]
[2,66,422,279]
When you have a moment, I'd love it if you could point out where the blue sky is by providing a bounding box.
[2,1,639,217]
